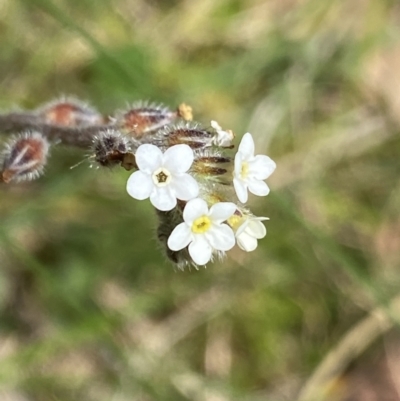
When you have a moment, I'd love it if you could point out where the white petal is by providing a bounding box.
[211,120,222,130]
[163,144,194,173]
[189,236,212,265]
[214,130,233,147]
[233,178,248,203]
[183,198,208,224]
[126,171,153,200]
[209,202,237,223]
[247,179,270,197]
[167,223,192,251]
[236,219,249,237]
[237,231,258,252]
[234,152,243,177]
[135,144,163,173]
[206,224,235,251]
[170,174,199,201]
[238,132,254,159]
[246,220,267,239]
[211,121,234,147]
[249,155,276,180]
[150,186,177,211]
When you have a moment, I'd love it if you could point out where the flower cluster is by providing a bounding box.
[0,97,275,268]
[125,114,276,268]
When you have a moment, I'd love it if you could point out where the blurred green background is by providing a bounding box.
[1,0,400,400]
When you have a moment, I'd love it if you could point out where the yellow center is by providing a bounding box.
[240,162,249,179]
[227,214,243,229]
[192,216,212,234]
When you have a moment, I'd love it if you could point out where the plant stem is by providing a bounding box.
[0,112,112,148]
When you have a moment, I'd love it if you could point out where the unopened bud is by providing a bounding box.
[156,122,215,149]
[192,152,232,178]
[114,102,177,139]
[92,129,133,167]
[1,131,49,183]
[38,97,103,126]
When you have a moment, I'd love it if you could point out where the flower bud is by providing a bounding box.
[156,122,215,150]
[91,129,133,167]
[114,102,177,139]
[1,131,49,183]
[37,97,103,126]
[192,155,231,177]
[190,149,233,186]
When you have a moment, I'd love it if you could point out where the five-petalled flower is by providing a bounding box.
[167,198,236,265]
[233,133,276,203]
[229,214,269,252]
[126,143,199,211]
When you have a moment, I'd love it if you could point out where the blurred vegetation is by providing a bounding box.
[1,0,400,400]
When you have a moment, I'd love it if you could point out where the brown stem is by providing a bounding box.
[297,294,400,401]
[0,112,113,148]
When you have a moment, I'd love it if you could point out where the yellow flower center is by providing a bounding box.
[240,162,249,179]
[192,216,212,234]
[227,214,243,229]
[152,167,171,187]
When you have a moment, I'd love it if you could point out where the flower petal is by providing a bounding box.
[211,121,234,147]
[249,155,276,180]
[167,223,192,251]
[234,152,243,177]
[237,231,258,252]
[214,130,233,147]
[163,144,194,173]
[211,120,222,130]
[189,236,212,265]
[209,202,236,223]
[235,219,249,237]
[183,198,208,225]
[246,220,267,239]
[233,178,248,203]
[238,132,254,159]
[135,144,163,173]
[170,174,199,201]
[126,171,153,200]
[206,224,235,251]
[150,186,177,211]
[247,179,270,197]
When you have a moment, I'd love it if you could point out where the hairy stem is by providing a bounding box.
[0,112,111,148]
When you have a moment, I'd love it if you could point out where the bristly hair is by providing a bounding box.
[91,129,136,168]
[113,101,177,139]
[0,131,50,183]
[150,121,216,150]
[36,96,103,126]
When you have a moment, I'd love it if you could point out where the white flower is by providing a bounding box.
[235,216,268,252]
[126,144,199,211]
[233,133,276,203]
[211,120,234,147]
[167,198,236,265]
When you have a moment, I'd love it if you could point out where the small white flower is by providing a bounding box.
[126,144,199,211]
[233,133,276,203]
[234,215,269,252]
[211,120,234,148]
[167,198,236,265]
